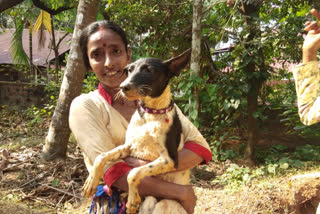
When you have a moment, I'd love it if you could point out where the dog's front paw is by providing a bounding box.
[82,172,100,198]
[126,202,140,214]
[126,193,141,214]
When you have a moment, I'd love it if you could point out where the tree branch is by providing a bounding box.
[56,32,70,48]
[32,0,73,15]
[0,0,74,15]
[0,0,25,14]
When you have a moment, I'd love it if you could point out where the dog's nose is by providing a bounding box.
[120,84,131,92]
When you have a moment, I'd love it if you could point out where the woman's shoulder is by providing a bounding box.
[70,90,112,124]
[72,90,99,103]
[70,90,103,112]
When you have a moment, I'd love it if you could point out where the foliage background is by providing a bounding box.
[1,0,320,160]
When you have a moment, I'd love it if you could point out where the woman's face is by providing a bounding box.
[87,27,131,90]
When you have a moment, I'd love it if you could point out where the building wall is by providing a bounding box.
[0,81,45,107]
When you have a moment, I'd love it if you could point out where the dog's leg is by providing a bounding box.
[139,196,157,214]
[152,199,187,214]
[82,144,131,197]
[126,152,175,214]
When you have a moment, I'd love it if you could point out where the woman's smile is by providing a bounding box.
[105,71,118,76]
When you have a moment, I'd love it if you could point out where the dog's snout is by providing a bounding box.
[120,84,131,92]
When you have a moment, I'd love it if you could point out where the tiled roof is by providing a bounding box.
[0,29,71,65]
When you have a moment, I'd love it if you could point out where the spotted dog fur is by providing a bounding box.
[82,49,191,214]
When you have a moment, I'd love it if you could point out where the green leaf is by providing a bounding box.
[267,164,278,175]
[280,162,289,169]
[190,109,198,120]
[9,20,29,65]
[293,160,303,168]
[293,125,306,130]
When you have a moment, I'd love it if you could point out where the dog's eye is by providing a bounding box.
[128,66,134,73]
[124,66,134,75]
[141,65,150,73]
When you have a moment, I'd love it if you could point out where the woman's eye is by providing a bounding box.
[113,48,121,55]
[91,51,103,60]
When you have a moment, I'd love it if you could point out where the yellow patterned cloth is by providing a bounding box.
[292,61,320,125]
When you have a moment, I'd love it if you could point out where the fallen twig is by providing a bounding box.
[26,196,57,208]
[41,184,83,199]
[57,193,66,206]
[19,173,46,188]
[3,162,26,172]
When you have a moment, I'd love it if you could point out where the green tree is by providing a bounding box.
[199,0,311,161]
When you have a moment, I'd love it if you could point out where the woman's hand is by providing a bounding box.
[179,185,197,214]
[303,9,320,63]
[124,157,149,168]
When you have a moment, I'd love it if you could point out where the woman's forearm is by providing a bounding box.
[176,148,204,171]
[112,171,190,201]
[303,48,318,64]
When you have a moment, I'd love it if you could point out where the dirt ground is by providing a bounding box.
[2,146,320,214]
[1,107,320,214]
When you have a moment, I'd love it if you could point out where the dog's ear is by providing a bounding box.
[164,48,191,77]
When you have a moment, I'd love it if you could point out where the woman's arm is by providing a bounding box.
[69,94,126,172]
[292,9,320,125]
[175,106,212,165]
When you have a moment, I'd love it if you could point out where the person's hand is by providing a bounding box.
[179,185,197,214]
[303,9,320,63]
[124,157,149,168]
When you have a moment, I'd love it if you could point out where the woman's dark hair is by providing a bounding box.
[79,20,129,70]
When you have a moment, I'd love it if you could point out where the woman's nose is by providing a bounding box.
[104,55,114,69]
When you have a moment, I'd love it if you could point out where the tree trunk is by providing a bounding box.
[244,69,260,160]
[189,0,202,125]
[41,0,100,160]
[240,2,263,161]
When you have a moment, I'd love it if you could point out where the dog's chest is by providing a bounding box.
[125,111,174,161]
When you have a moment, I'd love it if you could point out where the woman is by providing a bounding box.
[69,20,212,214]
[293,8,320,126]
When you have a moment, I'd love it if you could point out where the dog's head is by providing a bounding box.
[120,49,191,100]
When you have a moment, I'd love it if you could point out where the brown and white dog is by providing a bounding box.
[83,49,191,214]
